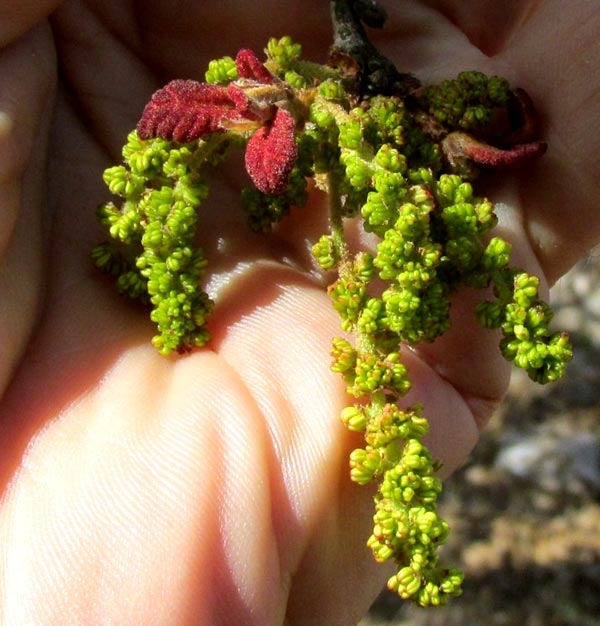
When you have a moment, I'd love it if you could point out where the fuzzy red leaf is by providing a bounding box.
[245,108,298,195]
[235,49,275,84]
[463,139,547,167]
[137,80,250,143]
[443,131,547,169]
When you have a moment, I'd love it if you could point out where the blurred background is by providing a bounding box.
[361,248,600,626]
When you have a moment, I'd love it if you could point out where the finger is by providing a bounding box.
[419,0,541,55]
[0,273,389,625]
[0,0,63,45]
[0,348,287,625]
[501,0,600,281]
[50,1,160,156]
[0,24,56,396]
[130,0,331,79]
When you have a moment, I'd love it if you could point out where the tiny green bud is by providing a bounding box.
[284,70,307,89]
[375,144,407,173]
[340,406,368,432]
[318,79,346,100]
[312,234,340,270]
[350,447,382,484]
[205,56,238,84]
[330,337,357,373]
[394,566,422,599]
[266,35,302,66]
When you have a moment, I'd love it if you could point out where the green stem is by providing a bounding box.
[327,169,348,264]
[192,133,241,168]
[369,388,387,412]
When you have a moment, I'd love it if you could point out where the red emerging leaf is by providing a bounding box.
[137,80,252,143]
[443,131,547,169]
[245,108,298,195]
[235,49,275,84]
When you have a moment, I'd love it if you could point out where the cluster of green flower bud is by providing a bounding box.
[93,131,215,354]
[266,35,303,69]
[320,170,505,348]
[476,269,572,383]
[264,36,340,88]
[417,70,511,132]
[342,400,464,605]
[332,339,411,398]
[307,69,571,605]
[326,233,464,603]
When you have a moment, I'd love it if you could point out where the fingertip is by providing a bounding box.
[0,0,62,46]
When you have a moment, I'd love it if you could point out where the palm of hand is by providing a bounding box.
[1,1,599,624]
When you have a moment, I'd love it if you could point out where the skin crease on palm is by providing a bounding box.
[0,0,599,624]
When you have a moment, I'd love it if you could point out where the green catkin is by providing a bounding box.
[94,37,572,607]
[94,132,213,354]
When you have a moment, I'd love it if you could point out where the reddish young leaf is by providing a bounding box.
[443,131,547,169]
[137,80,249,143]
[235,49,275,84]
[245,108,298,195]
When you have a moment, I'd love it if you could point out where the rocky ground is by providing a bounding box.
[360,249,600,626]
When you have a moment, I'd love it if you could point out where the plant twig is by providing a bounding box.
[329,0,420,96]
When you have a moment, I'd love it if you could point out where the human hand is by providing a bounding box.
[0,1,599,624]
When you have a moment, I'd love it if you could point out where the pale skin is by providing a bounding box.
[0,1,599,624]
